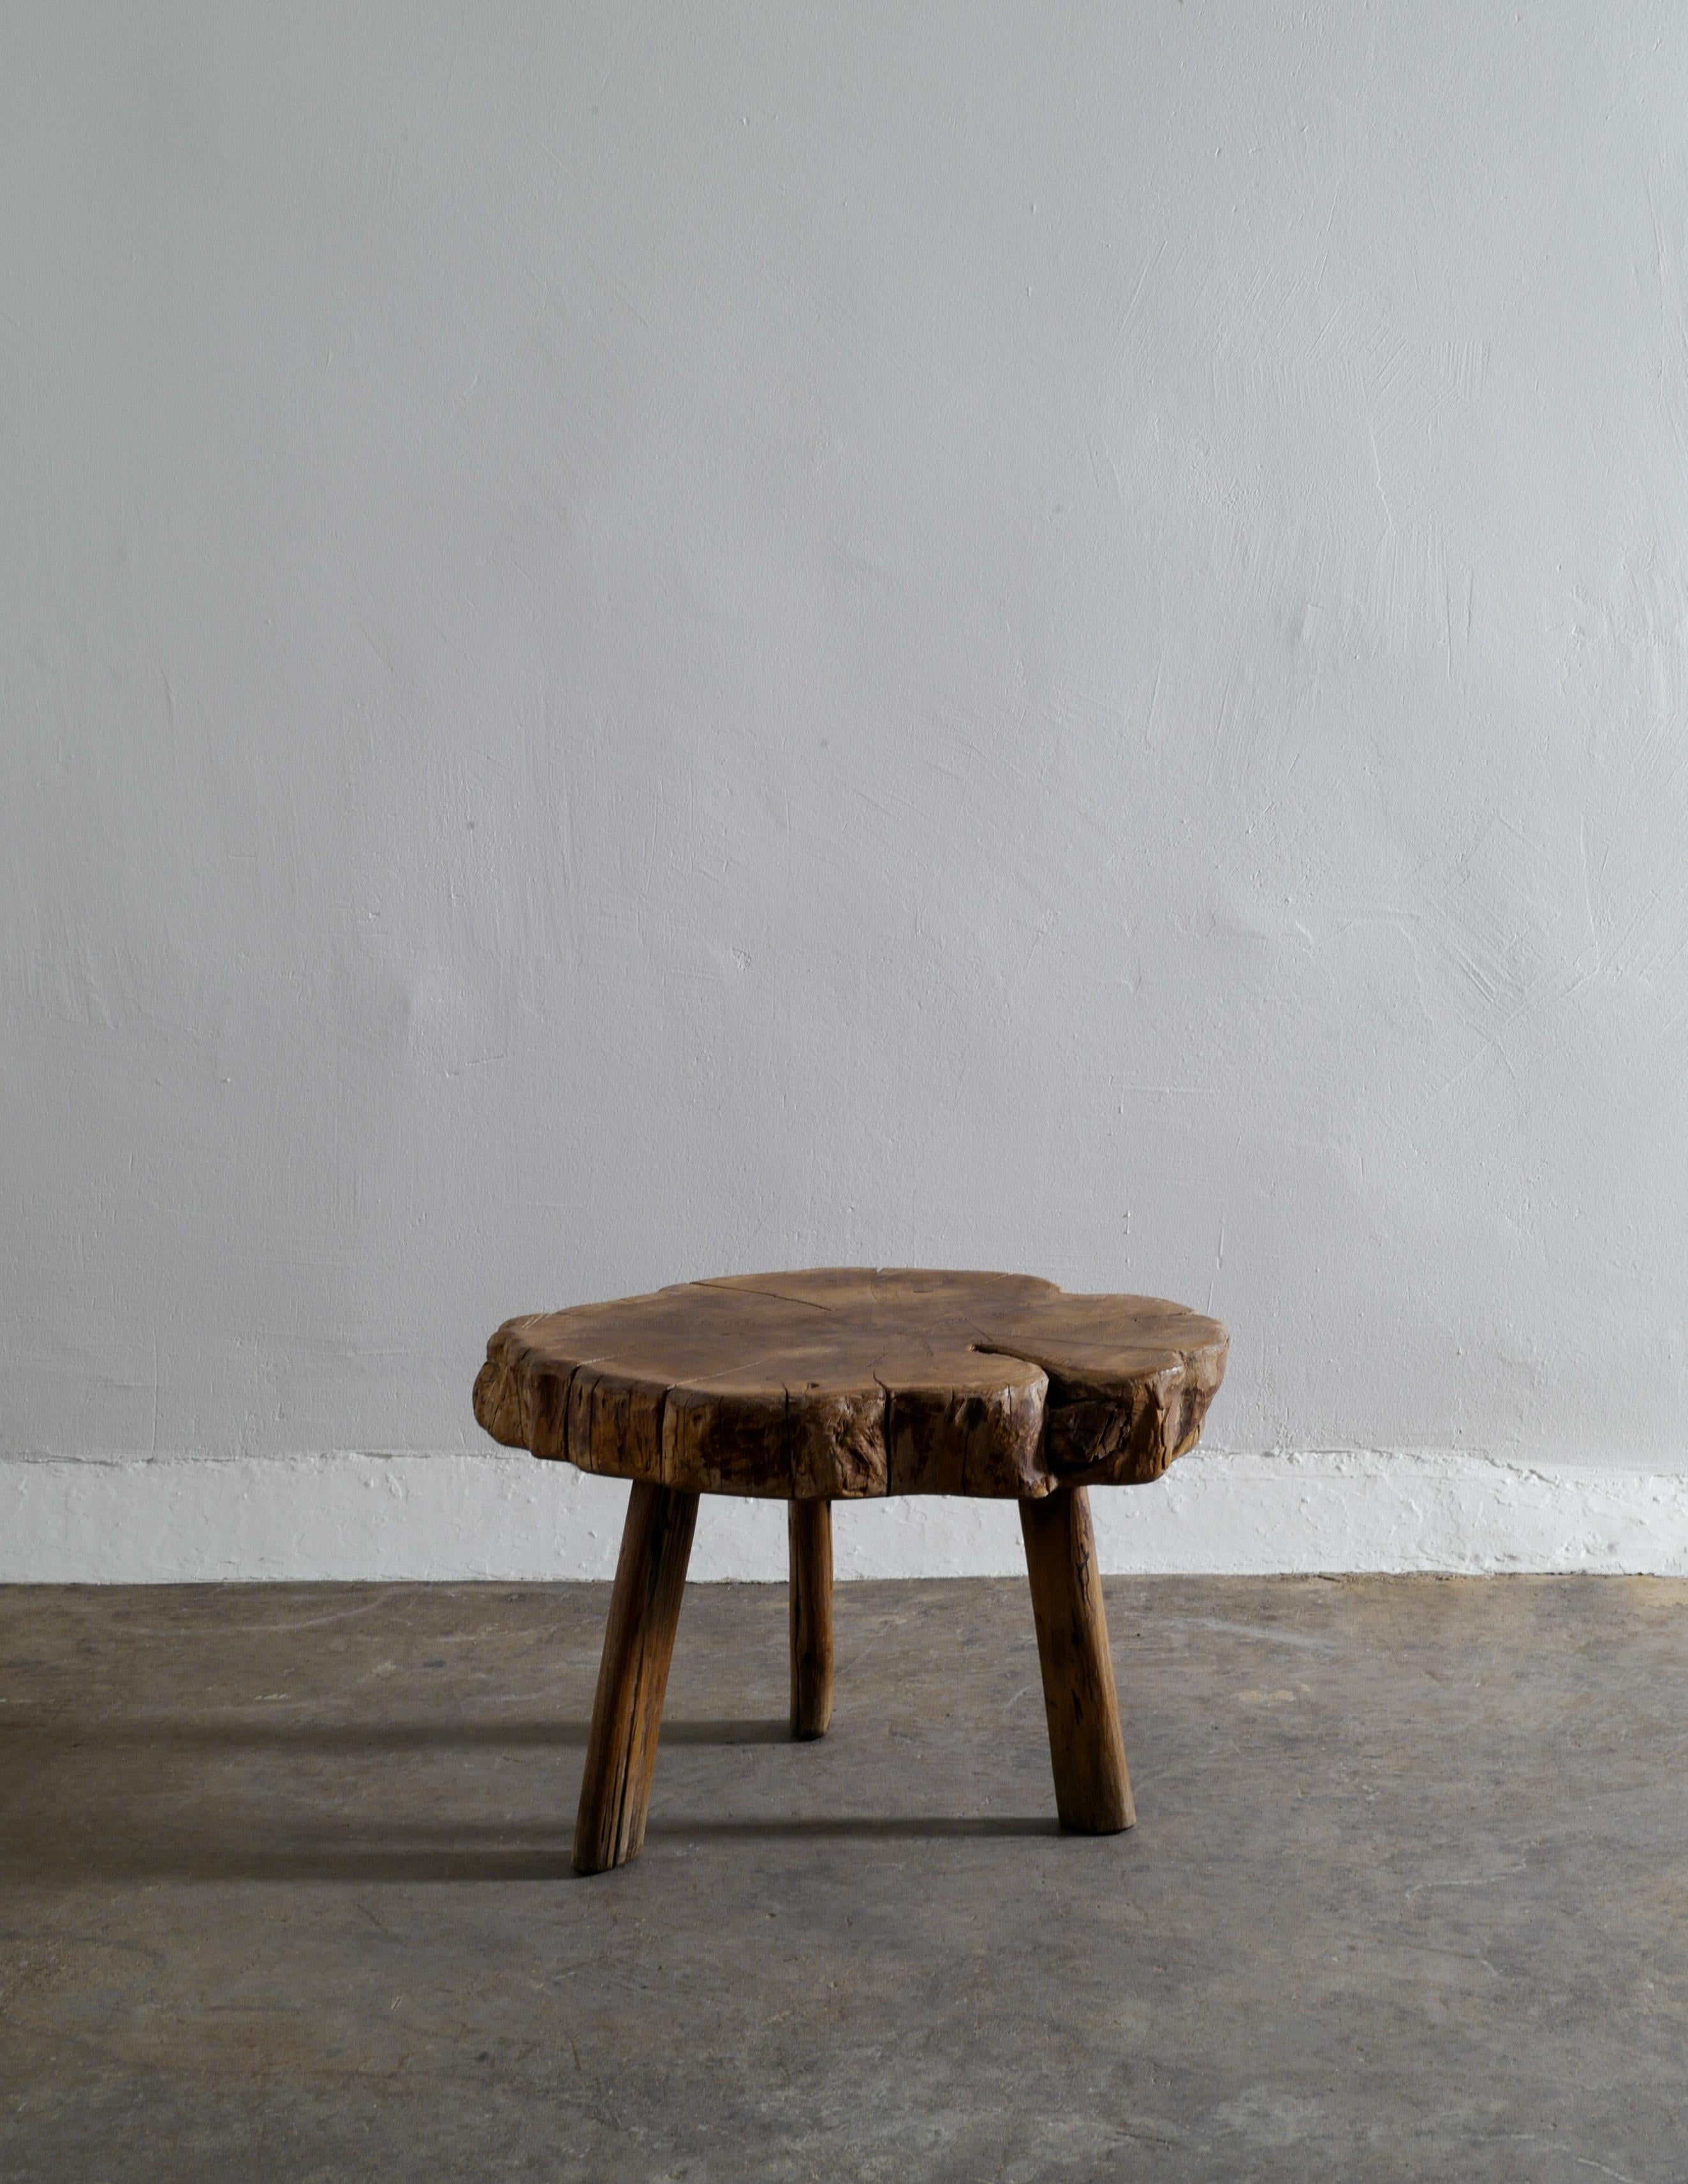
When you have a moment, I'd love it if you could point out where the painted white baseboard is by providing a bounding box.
[4,1449,1687,1581]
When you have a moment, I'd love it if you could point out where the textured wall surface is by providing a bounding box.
[5,4,1687,1573]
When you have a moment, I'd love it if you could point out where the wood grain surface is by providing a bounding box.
[787,1499,834,1739]
[474,1268,1226,1501]
[1020,1484,1135,1832]
[571,1479,699,1875]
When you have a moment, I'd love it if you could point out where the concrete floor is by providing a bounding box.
[2,1576,1685,2182]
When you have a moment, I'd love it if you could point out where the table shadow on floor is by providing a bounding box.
[3,1714,1057,1884]
[0,1715,791,1751]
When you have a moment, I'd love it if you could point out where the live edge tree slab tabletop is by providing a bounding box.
[473,1268,1227,1873]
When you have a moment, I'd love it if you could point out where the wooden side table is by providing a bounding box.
[474,1268,1227,1873]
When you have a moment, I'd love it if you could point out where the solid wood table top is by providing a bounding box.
[474,1268,1227,1502]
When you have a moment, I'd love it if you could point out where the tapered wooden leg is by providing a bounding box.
[1019,1485,1135,1833]
[788,1498,834,1739]
[573,1480,700,1875]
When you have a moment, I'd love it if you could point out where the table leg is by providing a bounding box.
[573,1479,700,1874]
[788,1498,834,1739]
[1018,1484,1135,1833]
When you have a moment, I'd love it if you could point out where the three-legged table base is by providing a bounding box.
[573,1482,1133,1875]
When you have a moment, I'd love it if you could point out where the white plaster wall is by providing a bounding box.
[5,3,1688,1577]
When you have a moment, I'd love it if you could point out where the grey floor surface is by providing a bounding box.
[2,1575,1685,2182]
